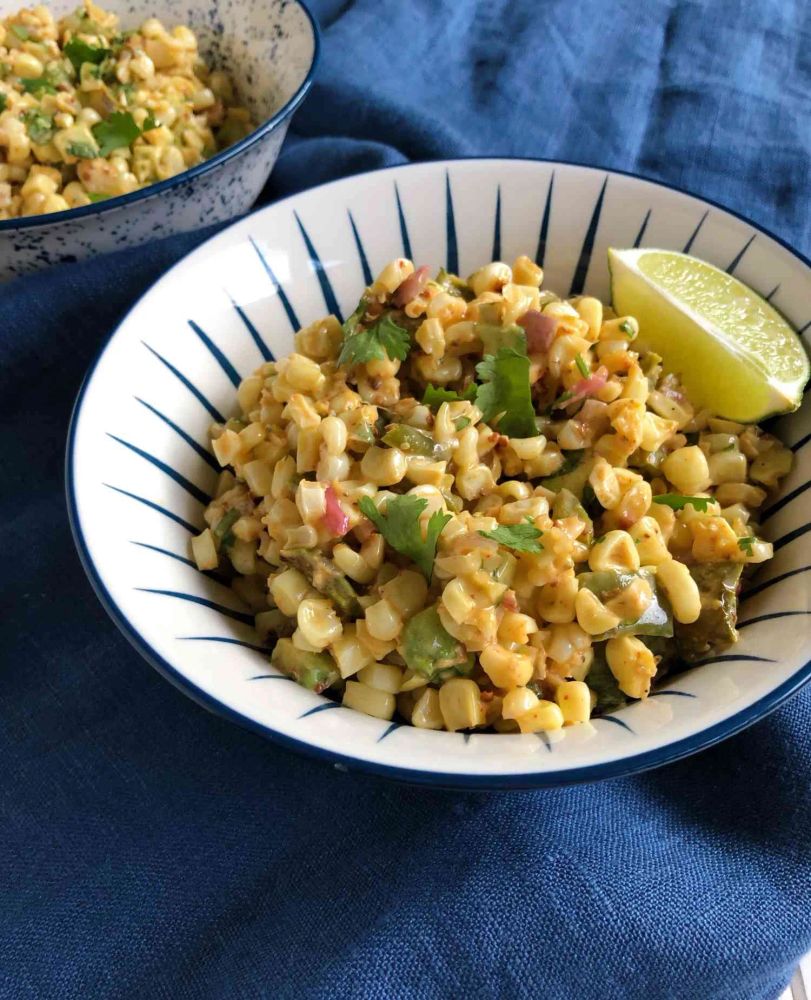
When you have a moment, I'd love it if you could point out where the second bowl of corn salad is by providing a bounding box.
[0,0,319,279]
[67,159,811,788]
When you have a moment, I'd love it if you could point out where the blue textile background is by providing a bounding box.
[2,1,810,998]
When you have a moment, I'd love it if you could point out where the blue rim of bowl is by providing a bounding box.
[0,0,321,234]
[65,155,811,790]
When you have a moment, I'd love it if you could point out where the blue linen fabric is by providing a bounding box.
[2,1,811,997]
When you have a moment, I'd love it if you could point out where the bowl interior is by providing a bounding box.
[68,159,811,787]
[0,0,316,125]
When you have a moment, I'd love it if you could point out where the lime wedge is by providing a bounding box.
[608,247,809,421]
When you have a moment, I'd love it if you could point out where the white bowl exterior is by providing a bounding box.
[69,159,811,785]
[0,0,316,279]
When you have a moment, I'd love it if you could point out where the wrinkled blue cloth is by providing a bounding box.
[2,2,811,998]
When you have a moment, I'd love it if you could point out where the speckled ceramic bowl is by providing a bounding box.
[0,0,319,280]
[68,159,811,789]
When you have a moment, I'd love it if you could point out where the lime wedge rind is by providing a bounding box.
[608,247,810,422]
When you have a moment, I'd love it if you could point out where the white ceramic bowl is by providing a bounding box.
[67,158,811,789]
[0,0,319,280]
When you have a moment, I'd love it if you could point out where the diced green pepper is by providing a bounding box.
[675,562,742,662]
[433,268,474,300]
[586,646,628,715]
[576,567,673,639]
[382,423,451,460]
[552,487,593,546]
[271,638,340,693]
[281,548,362,618]
[539,451,594,499]
[402,605,472,681]
[213,508,240,547]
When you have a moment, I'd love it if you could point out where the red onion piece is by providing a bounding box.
[518,310,558,352]
[392,265,430,307]
[323,485,349,536]
[572,365,609,399]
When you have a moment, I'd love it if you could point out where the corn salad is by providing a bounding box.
[0,1,252,218]
[193,255,793,734]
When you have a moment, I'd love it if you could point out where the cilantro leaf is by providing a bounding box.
[422,384,477,410]
[653,494,711,512]
[64,38,110,74]
[475,346,537,437]
[575,354,590,378]
[142,112,158,131]
[738,536,755,556]
[21,109,54,144]
[67,140,97,159]
[20,76,56,95]
[91,111,140,156]
[358,495,450,581]
[87,192,109,203]
[479,517,544,553]
[338,312,410,367]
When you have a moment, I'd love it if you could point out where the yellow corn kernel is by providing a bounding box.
[284,353,325,392]
[479,645,534,689]
[228,538,257,575]
[497,611,538,646]
[243,459,274,496]
[574,588,621,636]
[355,619,396,660]
[656,558,701,624]
[269,567,311,617]
[283,392,321,429]
[641,412,678,452]
[415,316,445,356]
[690,515,743,562]
[212,428,242,467]
[343,681,396,720]
[358,662,403,694]
[438,678,484,731]
[374,257,413,295]
[714,482,767,508]
[512,255,543,287]
[381,570,428,619]
[361,446,407,486]
[294,315,343,360]
[295,479,327,524]
[332,543,375,584]
[468,261,512,297]
[191,528,218,570]
[708,450,748,485]
[297,598,342,650]
[647,500,676,541]
[588,456,621,509]
[442,577,475,624]
[555,680,592,725]
[502,687,540,720]
[516,700,564,733]
[588,530,640,573]
[629,516,670,565]
[411,688,444,729]
[606,635,657,699]
[604,576,652,621]
[536,572,578,624]
[662,446,711,494]
[237,375,263,414]
[647,388,694,428]
[365,598,402,642]
[575,297,603,339]
[330,624,374,678]
[296,426,321,473]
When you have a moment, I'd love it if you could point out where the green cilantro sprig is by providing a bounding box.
[422,384,477,410]
[359,495,450,581]
[92,111,142,156]
[64,38,110,75]
[738,536,755,556]
[20,76,56,95]
[475,346,537,438]
[338,304,410,367]
[652,494,711,512]
[479,517,543,554]
[21,109,54,144]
